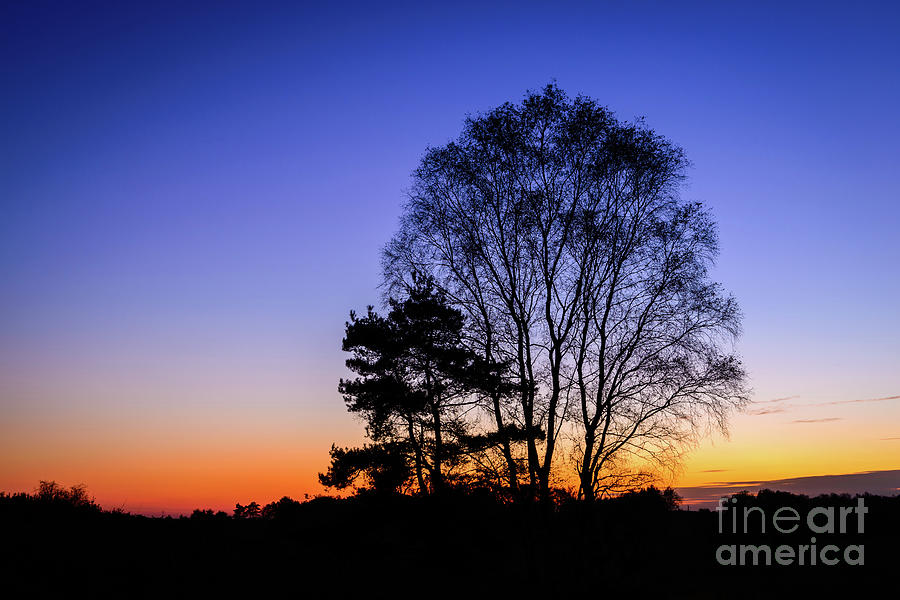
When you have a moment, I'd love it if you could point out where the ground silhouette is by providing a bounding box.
[2,483,896,598]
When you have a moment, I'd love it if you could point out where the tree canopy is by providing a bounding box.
[381,83,748,501]
[320,276,496,495]
[324,84,747,503]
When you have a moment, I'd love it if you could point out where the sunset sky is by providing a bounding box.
[2,1,898,514]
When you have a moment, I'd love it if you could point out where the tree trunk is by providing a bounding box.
[579,428,596,502]
[407,417,428,495]
[481,321,518,491]
[430,400,444,492]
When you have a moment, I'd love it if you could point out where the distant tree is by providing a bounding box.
[613,485,682,512]
[233,501,261,518]
[190,508,230,520]
[261,496,303,519]
[384,83,748,501]
[35,480,99,509]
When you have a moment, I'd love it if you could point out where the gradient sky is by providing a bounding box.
[2,1,898,514]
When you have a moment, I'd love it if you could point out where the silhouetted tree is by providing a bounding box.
[233,502,261,518]
[261,496,303,519]
[321,276,492,495]
[35,480,99,509]
[616,486,682,511]
[318,442,411,495]
[384,83,748,501]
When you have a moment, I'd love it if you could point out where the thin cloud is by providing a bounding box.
[791,417,842,424]
[700,469,728,473]
[747,406,787,416]
[881,437,900,441]
[746,395,798,415]
[678,470,900,508]
[708,480,763,486]
[757,395,799,404]
[811,394,900,407]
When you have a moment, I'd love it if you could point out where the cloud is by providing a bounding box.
[677,469,900,508]
[746,395,798,415]
[757,395,799,404]
[707,480,764,486]
[745,393,899,421]
[811,394,900,407]
[747,406,787,416]
[700,469,728,473]
[881,437,900,441]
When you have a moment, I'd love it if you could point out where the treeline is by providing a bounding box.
[0,480,682,520]
[7,480,897,524]
[0,480,103,513]
[194,496,310,520]
[2,482,896,597]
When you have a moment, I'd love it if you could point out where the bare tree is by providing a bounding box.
[384,84,748,501]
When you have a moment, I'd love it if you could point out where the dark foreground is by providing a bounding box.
[1,488,897,599]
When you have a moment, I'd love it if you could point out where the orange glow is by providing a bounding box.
[3,387,898,513]
[0,392,362,515]
[675,398,900,501]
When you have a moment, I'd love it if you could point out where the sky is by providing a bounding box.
[1,0,898,514]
